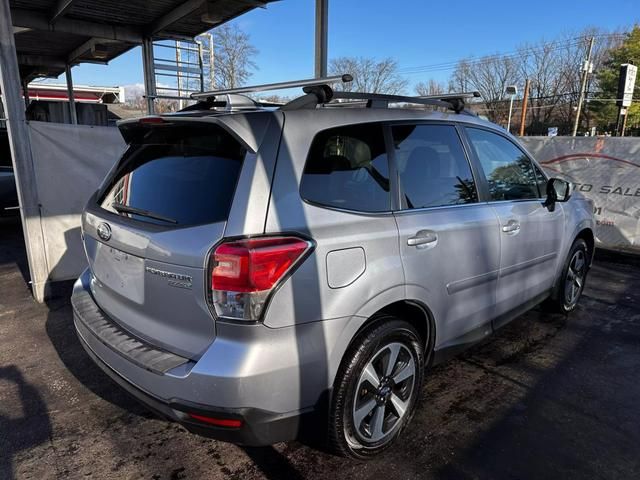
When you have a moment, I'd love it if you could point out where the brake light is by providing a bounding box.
[138,116,166,124]
[210,236,312,321]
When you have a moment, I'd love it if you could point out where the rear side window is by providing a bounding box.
[392,124,478,209]
[100,124,245,226]
[300,123,390,212]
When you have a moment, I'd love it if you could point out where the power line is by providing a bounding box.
[399,42,583,75]
[398,33,627,76]
[399,40,581,74]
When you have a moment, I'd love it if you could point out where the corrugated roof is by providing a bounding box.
[10,0,277,80]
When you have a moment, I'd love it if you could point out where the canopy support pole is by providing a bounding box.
[0,0,50,302]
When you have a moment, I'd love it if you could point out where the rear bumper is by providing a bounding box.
[71,269,340,446]
[76,325,313,445]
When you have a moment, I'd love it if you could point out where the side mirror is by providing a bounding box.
[543,178,572,209]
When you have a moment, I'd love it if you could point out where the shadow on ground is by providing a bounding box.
[0,365,52,480]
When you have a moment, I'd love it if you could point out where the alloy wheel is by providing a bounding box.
[565,249,586,308]
[350,342,416,445]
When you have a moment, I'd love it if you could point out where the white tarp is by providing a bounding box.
[521,137,640,252]
[28,121,125,282]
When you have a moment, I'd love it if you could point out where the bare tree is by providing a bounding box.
[516,40,567,130]
[329,57,407,94]
[212,24,258,89]
[445,28,624,131]
[449,59,473,93]
[451,54,520,123]
[415,79,446,96]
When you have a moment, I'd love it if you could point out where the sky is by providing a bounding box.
[59,0,640,94]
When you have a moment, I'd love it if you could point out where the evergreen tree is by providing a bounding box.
[593,26,640,134]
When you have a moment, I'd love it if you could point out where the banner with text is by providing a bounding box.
[521,137,640,252]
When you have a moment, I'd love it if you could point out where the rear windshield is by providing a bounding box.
[99,124,245,226]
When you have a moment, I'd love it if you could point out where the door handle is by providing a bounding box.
[501,219,521,233]
[407,230,438,249]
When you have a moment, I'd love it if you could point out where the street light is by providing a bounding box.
[505,85,518,133]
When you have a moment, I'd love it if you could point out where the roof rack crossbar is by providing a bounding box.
[191,74,353,100]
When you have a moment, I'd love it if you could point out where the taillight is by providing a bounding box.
[187,413,242,428]
[209,236,312,321]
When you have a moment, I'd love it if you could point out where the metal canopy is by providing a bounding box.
[9,0,276,81]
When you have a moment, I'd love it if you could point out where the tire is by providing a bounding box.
[328,316,425,459]
[547,238,589,314]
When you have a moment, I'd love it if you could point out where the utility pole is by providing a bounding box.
[519,79,530,136]
[572,36,595,137]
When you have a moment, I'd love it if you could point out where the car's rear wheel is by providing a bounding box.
[548,238,589,313]
[328,316,424,459]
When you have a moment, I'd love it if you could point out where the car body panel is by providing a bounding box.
[394,203,501,349]
[491,200,564,316]
[73,269,347,414]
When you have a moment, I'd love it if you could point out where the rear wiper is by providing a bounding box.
[111,203,178,224]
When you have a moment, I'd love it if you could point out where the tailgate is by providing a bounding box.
[82,121,246,358]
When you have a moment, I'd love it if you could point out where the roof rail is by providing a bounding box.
[191,74,353,100]
[419,91,481,100]
[319,91,481,114]
[418,91,481,113]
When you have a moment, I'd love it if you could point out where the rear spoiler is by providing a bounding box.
[116,113,278,153]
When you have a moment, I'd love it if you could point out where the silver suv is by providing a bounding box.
[72,76,595,459]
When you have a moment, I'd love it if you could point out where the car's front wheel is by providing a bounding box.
[328,316,425,459]
[548,238,590,313]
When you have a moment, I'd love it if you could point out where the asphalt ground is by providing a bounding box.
[1,215,639,479]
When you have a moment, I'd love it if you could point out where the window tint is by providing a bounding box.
[392,124,477,209]
[100,124,245,226]
[466,128,540,201]
[300,124,390,212]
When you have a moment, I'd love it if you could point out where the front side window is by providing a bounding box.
[392,124,477,209]
[300,124,390,212]
[466,128,540,201]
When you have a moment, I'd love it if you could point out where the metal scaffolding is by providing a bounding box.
[150,37,212,108]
